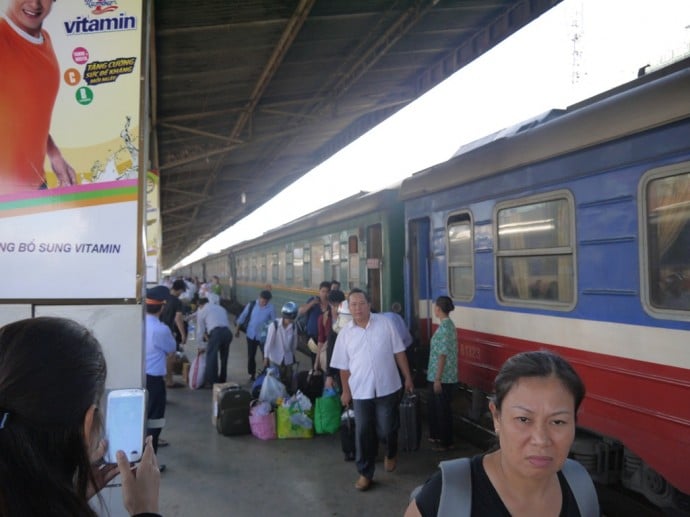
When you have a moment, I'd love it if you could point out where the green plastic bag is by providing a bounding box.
[314,395,341,435]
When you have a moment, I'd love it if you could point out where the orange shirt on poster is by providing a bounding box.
[0,18,60,195]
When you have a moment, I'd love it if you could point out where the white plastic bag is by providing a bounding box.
[290,411,313,429]
[259,370,287,405]
[283,390,312,412]
[250,400,273,417]
[189,351,207,390]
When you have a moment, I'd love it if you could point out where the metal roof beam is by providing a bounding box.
[158,105,245,123]
[156,18,291,37]
[159,144,240,171]
[162,198,209,215]
[415,0,562,95]
[240,0,438,199]
[173,0,317,254]
[158,122,245,144]
[162,186,210,198]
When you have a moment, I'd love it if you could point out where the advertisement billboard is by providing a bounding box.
[0,0,144,299]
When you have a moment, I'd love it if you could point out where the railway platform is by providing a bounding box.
[153,331,480,517]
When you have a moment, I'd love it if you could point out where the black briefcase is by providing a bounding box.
[399,392,421,451]
[293,369,324,403]
[340,407,356,461]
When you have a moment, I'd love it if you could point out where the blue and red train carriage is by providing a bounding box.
[176,58,690,510]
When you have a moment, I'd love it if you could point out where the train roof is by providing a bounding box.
[224,186,401,253]
[399,56,690,201]
[450,109,565,158]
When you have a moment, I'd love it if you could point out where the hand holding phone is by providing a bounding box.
[104,388,146,464]
[117,435,160,514]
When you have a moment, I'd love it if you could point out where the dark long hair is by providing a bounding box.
[0,317,107,516]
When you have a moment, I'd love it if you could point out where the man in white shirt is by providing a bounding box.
[262,301,299,388]
[196,297,233,386]
[331,288,414,491]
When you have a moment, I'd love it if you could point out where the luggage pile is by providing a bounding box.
[212,368,342,441]
[212,371,422,464]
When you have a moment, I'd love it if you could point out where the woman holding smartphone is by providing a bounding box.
[0,317,161,516]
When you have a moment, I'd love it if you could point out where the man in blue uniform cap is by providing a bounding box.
[145,285,176,470]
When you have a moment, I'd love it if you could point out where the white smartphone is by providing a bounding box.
[104,388,146,464]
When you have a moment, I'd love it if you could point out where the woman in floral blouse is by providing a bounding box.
[426,295,458,451]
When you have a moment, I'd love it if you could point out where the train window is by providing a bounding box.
[447,213,474,300]
[311,241,324,288]
[259,254,267,283]
[495,193,575,307]
[303,247,312,288]
[250,255,258,282]
[349,236,358,254]
[349,236,360,289]
[337,239,348,287]
[271,253,279,284]
[643,167,690,313]
[294,247,304,287]
[278,250,286,285]
[286,250,293,285]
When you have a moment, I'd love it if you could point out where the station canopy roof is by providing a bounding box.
[153,0,561,269]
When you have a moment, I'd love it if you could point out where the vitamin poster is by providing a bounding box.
[0,0,144,299]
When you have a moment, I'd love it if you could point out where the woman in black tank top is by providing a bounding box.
[404,350,597,517]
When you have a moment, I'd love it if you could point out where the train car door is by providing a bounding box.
[366,224,383,312]
[406,217,431,346]
[406,217,432,384]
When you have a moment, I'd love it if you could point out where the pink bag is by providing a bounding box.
[249,400,276,440]
[188,351,207,390]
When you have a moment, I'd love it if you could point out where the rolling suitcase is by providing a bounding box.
[399,392,421,451]
[340,407,356,461]
[216,385,252,436]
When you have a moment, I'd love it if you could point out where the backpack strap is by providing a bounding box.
[437,457,597,517]
[561,458,599,517]
[438,457,471,517]
[240,300,256,325]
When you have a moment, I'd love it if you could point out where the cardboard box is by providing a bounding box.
[212,382,238,426]
[182,362,190,386]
